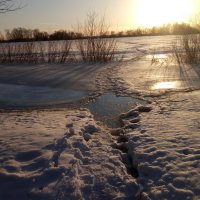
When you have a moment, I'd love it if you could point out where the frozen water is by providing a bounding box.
[0,83,87,106]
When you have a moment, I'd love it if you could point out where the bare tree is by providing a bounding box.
[0,0,21,13]
[76,12,117,63]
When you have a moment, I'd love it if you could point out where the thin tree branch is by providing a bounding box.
[0,0,22,13]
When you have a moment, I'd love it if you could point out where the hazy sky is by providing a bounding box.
[0,0,200,32]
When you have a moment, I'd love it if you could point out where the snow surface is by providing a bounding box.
[0,109,140,200]
[0,35,200,200]
[117,92,200,199]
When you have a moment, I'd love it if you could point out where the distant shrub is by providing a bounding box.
[0,40,71,64]
[76,12,117,63]
[173,34,200,64]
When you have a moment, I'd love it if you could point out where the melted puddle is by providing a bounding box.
[0,83,87,107]
[87,93,145,128]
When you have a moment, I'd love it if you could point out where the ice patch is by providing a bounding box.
[0,83,87,107]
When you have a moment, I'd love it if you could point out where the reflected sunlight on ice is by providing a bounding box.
[152,54,167,59]
[147,54,168,59]
[152,81,180,90]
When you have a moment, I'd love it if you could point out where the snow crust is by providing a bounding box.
[0,109,140,200]
[117,92,200,199]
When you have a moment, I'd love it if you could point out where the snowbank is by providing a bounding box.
[115,91,200,199]
[0,109,140,200]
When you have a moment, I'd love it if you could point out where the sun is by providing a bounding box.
[135,0,194,27]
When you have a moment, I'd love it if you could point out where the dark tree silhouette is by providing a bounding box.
[0,0,21,13]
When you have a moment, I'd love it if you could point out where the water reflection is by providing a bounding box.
[152,81,180,90]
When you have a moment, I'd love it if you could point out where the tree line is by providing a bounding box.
[0,28,83,42]
[0,22,199,42]
[112,23,200,37]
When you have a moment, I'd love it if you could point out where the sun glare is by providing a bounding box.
[135,0,194,27]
